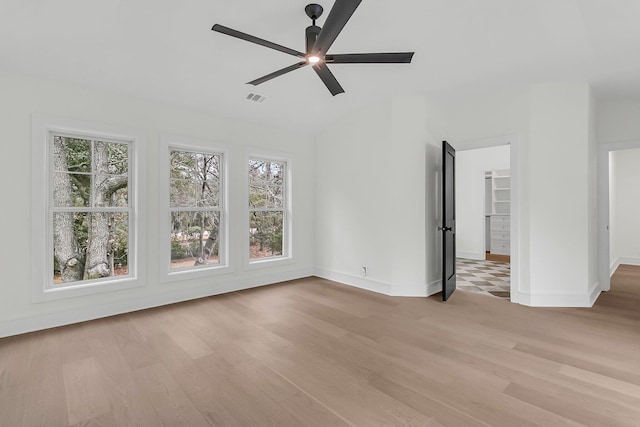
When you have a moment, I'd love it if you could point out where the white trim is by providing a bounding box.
[618,257,640,266]
[244,148,294,270]
[244,255,296,270]
[1,268,314,338]
[31,114,147,302]
[456,251,486,260]
[451,134,521,304]
[589,282,602,306]
[313,268,441,298]
[159,135,233,283]
[392,280,442,297]
[598,139,640,292]
[610,257,640,276]
[314,268,392,295]
[610,260,619,277]
[517,283,601,307]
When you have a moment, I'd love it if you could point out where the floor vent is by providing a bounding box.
[245,93,266,103]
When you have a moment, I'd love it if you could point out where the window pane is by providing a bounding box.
[53,173,91,207]
[170,179,198,207]
[170,151,222,208]
[249,211,284,259]
[54,136,91,173]
[52,212,129,285]
[170,151,196,179]
[94,175,128,207]
[196,153,220,182]
[249,159,285,209]
[170,211,221,269]
[95,141,128,175]
[196,180,220,207]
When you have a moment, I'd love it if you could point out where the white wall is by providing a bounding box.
[527,84,596,305]
[314,101,395,292]
[390,97,440,295]
[609,149,640,270]
[0,70,316,337]
[314,97,442,296]
[598,100,640,143]
[455,145,510,260]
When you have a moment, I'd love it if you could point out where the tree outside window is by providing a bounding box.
[51,135,130,286]
[169,150,223,270]
[248,158,287,260]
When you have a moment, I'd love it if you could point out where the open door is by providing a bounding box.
[441,141,456,301]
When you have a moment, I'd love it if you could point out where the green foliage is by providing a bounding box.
[250,211,283,256]
[171,237,192,259]
[63,138,91,173]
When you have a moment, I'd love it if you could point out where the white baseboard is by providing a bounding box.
[589,281,602,306]
[456,251,485,260]
[391,280,441,297]
[610,257,640,276]
[313,268,392,295]
[517,283,600,308]
[313,269,441,297]
[0,268,313,338]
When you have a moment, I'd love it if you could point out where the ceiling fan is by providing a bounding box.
[211,0,414,96]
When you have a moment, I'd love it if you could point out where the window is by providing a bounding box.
[168,149,224,272]
[248,156,290,263]
[31,115,146,302]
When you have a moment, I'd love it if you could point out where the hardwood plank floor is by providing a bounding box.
[1,266,640,426]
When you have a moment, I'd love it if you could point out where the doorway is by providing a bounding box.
[599,142,640,292]
[452,136,519,302]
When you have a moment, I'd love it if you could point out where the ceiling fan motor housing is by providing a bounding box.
[306,25,321,54]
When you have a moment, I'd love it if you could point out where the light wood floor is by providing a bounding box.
[2,267,640,426]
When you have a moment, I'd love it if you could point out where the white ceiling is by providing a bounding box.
[1,0,640,133]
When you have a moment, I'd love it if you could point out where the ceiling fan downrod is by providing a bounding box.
[305,4,324,54]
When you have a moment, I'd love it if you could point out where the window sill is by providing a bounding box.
[33,276,145,303]
[245,255,295,271]
[161,264,234,283]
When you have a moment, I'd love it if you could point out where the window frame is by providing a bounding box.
[31,115,146,302]
[160,135,231,282]
[245,149,293,269]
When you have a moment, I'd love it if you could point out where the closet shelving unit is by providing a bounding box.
[489,170,510,256]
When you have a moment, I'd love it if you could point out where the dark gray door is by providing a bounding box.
[442,141,456,301]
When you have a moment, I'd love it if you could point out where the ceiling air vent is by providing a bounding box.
[245,93,266,103]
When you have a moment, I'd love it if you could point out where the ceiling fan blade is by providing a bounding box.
[312,62,345,96]
[248,62,309,86]
[312,0,362,56]
[326,52,415,63]
[212,24,306,58]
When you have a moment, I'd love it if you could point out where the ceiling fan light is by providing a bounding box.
[308,55,321,63]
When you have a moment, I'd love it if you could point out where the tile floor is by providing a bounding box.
[456,258,511,300]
